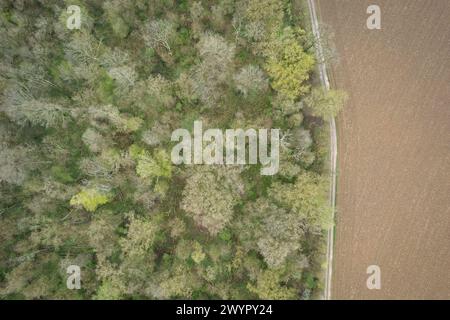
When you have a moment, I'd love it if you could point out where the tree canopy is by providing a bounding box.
[0,0,342,300]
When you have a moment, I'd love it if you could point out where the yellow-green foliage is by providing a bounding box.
[70,188,111,212]
[129,144,145,161]
[136,149,172,180]
[269,172,332,229]
[94,280,123,300]
[191,241,206,264]
[305,88,348,118]
[265,28,315,99]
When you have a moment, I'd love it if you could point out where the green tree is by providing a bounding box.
[136,149,172,181]
[305,87,348,118]
[70,188,112,212]
[191,241,206,264]
[95,280,124,300]
[265,28,315,99]
[181,166,244,235]
[120,213,158,260]
[269,172,333,229]
[159,265,196,298]
[248,269,297,300]
[245,0,285,33]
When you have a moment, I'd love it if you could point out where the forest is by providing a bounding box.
[0,0,346,299]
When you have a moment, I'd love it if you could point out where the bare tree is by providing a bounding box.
[143,19,175,55]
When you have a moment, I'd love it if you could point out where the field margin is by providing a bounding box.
[306,0,337,301]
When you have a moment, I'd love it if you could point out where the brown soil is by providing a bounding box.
[317,0,450,299]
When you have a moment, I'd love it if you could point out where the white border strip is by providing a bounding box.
[306,0,337,300]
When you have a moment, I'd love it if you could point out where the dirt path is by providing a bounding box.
[316,0,450,299]
[306,0,337,300]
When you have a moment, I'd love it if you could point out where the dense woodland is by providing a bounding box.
[0,0,346,299]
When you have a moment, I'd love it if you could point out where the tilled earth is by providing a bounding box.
[317,0,450,299]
